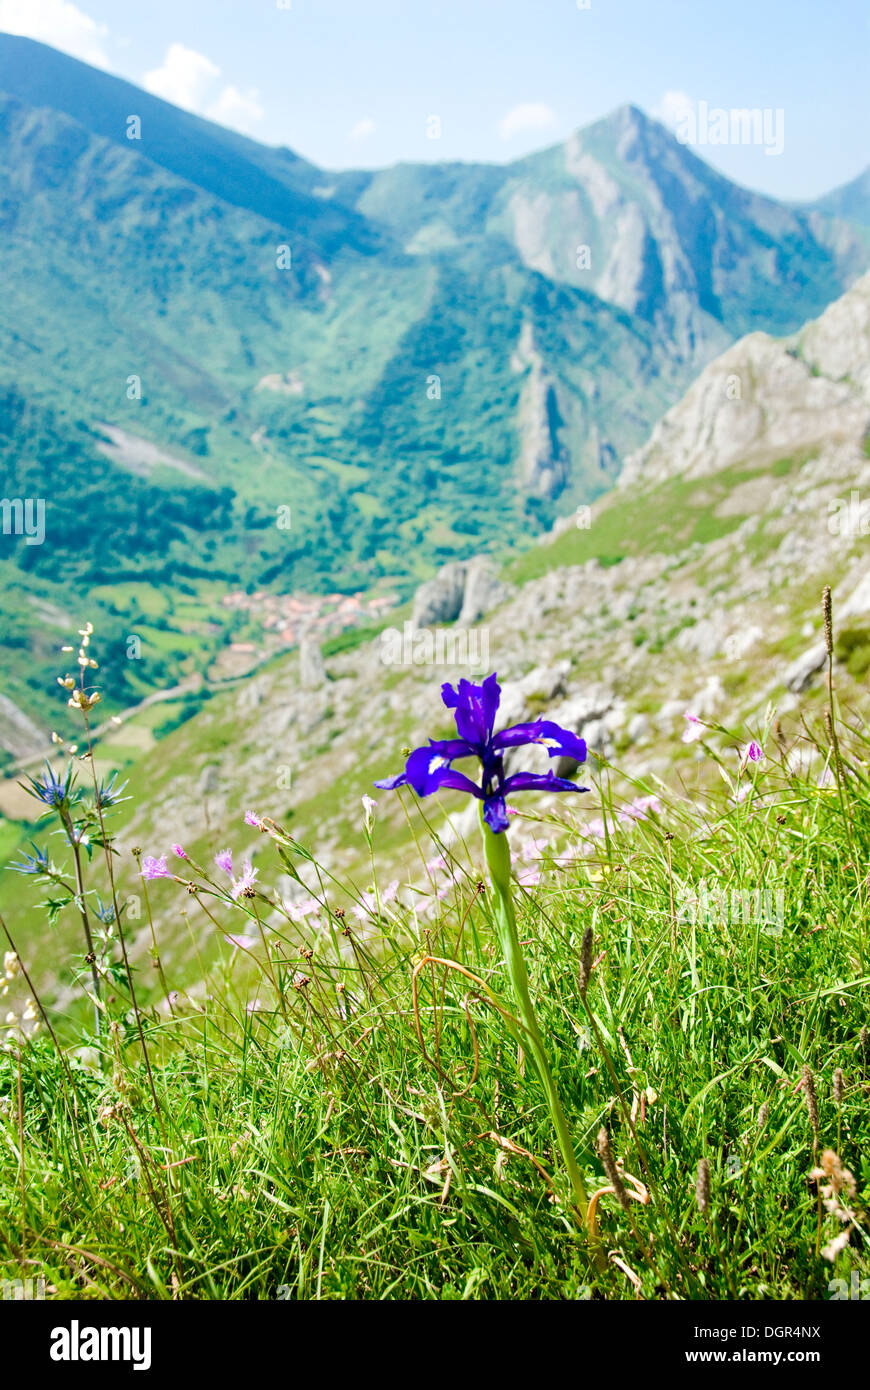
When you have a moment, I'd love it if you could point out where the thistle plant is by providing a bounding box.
[375,673,593,1225]
[12,626,128,1043]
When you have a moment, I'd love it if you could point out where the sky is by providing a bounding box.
[0,0,868,200]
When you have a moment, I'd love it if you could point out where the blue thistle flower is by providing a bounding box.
[9,843,50,876]
[20,761,76,811]
[94,770,129,810]
[375,672,588,833]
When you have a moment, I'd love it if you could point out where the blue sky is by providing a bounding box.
[0,0,868,198]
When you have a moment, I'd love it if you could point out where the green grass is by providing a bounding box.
[1,691,869,1300]
[505,456,814,588]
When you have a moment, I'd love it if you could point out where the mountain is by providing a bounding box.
[4,272,870,996]
[340,104,870,361]
[809,164,870,229]
[0,34,869,745]
[0,33,381,257]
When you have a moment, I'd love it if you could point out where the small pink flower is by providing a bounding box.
[172,844,188,860]
[287,897,320,922]
[682,712,703,744]
[619,794,663,823]
[244,811,266,830]
[515,867,541,887]
[230,859,258,900]
[215,849,233,876]
[224,933,258,950]
[742,740,763,768]
[141,855,171,880]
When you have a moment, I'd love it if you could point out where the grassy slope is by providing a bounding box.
[1,706,868,1299]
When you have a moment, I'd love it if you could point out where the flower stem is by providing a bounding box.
[479,808,589,1225]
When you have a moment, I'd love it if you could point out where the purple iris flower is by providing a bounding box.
[375,673,588,833]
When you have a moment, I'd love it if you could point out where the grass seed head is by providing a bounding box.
[801,1064,820,1140]
[822,585,833,655]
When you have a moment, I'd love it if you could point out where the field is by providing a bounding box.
[1,653,868,1301]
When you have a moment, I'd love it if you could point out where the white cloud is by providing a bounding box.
[143,43,265,133]
[498,102,558,141]
[207,84,264,133]
[0,0,110,68]
[653,89,697,131]
[143,42,220,112]
[349,117,376,143]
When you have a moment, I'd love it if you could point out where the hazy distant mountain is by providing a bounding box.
[808,165,870,229]
[340,104,870,361]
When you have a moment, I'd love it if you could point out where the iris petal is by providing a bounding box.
[493,720,587,763]
[502,771,587,795]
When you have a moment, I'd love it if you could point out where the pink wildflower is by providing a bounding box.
[141,856,171,880]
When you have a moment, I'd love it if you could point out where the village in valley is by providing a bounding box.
[213,587,399,675]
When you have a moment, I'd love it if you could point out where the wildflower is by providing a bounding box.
[352,879,399,919]
[515,866,541,887]
[741,740,763,769]
[68,687,101,714]
[215,849,233,876]
[681,712,703,744]
[172,844,188,860]
[286,896,321,922]
[21,761,75,809]
[618,793,663,822]
[244,811,266,830]
[94,771,129,810]
[361,794,377,832]
[9,844,50,876]
[230,860,258,901]
[3,952,19,979]
[224,933,259,951]
[94,900,116,925]
[374,673,587,833]
[141,856,171,881]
